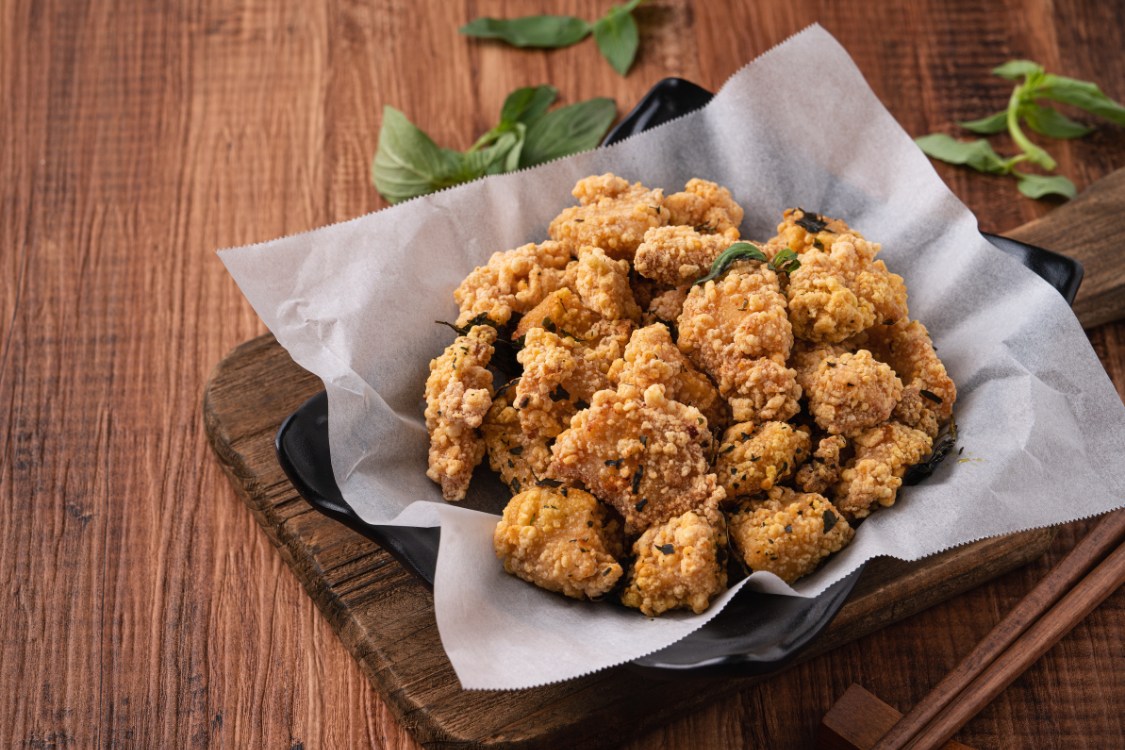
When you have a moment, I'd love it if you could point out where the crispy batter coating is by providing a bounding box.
[482,386,553,495]
[729,487,854,584]
[548,174,669,261]
[804,349,903,436]
[664,178,744,238]
[855,319,956,438]
[607,323,728,431]
[549,383,724,534]
[678,263,801,422]
[574,246,642,322]
[716,421,811,501]
[634,225,735,286]
[795,435,848,494]
[453,241,573,326]
[494,487,625,600]
[514,328,609,440]
[514,287,600,340]
[834,422,933,519]
[644,285,690,326]
[621,505,728,616]
[771,208,855,254]
[786,233,908,343]
[424,325,497,501]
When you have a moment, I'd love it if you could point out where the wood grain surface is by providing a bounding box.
[2,1,1123,748]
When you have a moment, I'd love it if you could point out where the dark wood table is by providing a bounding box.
[3,1,1122,747]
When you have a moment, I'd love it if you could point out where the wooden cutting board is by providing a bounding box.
[203,169,1125,750]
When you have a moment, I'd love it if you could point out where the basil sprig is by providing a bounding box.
[693,243,802,286]
[461,0,647,76]
[372,86,615,204]
[917,60,1125,201]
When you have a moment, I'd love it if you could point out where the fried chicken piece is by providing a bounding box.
[795,435,848,494]
[482,386,553,495]
[804,349,903,436]
[855,319,956,438]
[643,285,690,327]
[548,174,668,261]
[729,487,854,584]
[664,178,744,238]
[494,487,625,600]
[549,383,724,534]
[607,323,728,431]
[514,328,609,440]
[715,421,811,501]
[833,422,932,519]
[574,245,641,322]
[453,241,573,326]
[770,208,855,255]
[514,287,601,340]
[621,505,728,616]
[634,225,735,286]
[424,325,496,501]
[786,233,908,343]
[677,262,802,423]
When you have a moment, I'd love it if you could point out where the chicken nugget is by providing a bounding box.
[574,245,642,322]
[664,178,745,238]
[804,349,903,436]
[424,325,496,501]
[634,225,735,286]
[795,435,848,494]
[514,328,608,440]
[833,422,932,519]
[494,487,625,600]
[454,241,573,326]
[549,383,724,534]
[786,233,908,343]
[729,487,854,584]
[482,386,553,495]
[677,262,802,423]
[549,174,668,261]
[621,505,728,616]
[716,421,811,501]
[643,285,690,328]
[771,208,855,254]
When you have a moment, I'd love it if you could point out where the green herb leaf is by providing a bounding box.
[593,5,640,75]
[1036,74,1125,126]
[914,133,1010,174]
[655,543,674,555]
[459,15,591,49]
[1015,172,1077,200]
[992,59,1043,80]
[693,242,768,286]
[1022,103,1094,139]
[499,85,559,127]
[768,247,801,274]
[958,110,1010,134]
[822,510,839,534]
[372,106,467,204]
[520,97,616,167]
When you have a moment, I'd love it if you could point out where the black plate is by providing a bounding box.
[275,78,1083,677]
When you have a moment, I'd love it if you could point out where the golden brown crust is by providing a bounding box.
[634,225,735,286]
[715,421,811,501]
[804,349,903,436]
[663,178,745,238]
[494,487,625,600]
[548,174,668,261]
[454,241,573,326]
[795,435,848,495]
[729,487,854,584]
[514,328,609,441]
[549,383,724,534]
[770,208,855,255]
[574,245,642,322]
[621,505,728,616]
[833,422,933,519]
[423,325,497,500]
[482,387,553,495]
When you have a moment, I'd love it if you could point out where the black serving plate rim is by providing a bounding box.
[273,77,1084,677]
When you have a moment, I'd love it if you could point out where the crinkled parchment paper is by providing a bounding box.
[220,25,1125,689]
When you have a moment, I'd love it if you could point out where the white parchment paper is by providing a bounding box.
[220,25,1125,689]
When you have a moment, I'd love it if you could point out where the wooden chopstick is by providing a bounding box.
[872,510,1125,750]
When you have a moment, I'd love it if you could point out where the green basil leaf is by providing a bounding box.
[623,0,647,10]
[499,85,559,127]
[1022,103,1093,139]
[593,7,640,75]
[372,106,466,203]
[460,129,523,178]
[1036,74,1125,126]
[502,123,527,172]
[1014,172,1077,200]
[914,134,1009,174]
[958,110,1009,134]
[768,247,801,274]
[460,15,591,49]
[992,59,1043,80]
[694,242,768,286]
[520,98,616,167]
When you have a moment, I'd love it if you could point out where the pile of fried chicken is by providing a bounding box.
[424,174,955,616]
